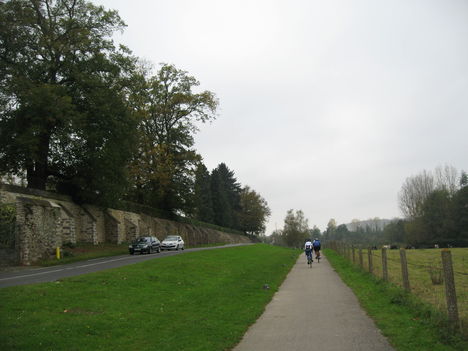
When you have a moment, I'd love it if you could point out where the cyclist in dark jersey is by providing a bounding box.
[312,238,321,259]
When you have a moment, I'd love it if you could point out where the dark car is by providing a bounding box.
[128,236,161,255]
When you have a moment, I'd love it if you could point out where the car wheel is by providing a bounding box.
[149,247,153,254]
[130,251,134,255]
[176,245,179,250]
[157,247,160,253]
[182,245,184,250]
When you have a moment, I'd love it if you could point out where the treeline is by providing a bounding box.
[393,166,468,247]
[321,218,389,247]
[267,165,467,249]
[266,209,322,248]
[322,166,468,248]
[316,166,468,248]
[268,213,391,249]
[0,0,270,235]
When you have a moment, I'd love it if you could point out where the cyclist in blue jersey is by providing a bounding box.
[312,238,321,260]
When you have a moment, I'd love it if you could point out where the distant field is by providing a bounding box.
[0,244,298,351]
[360,248,468,331]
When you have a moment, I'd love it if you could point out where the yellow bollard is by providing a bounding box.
[56,247,61,260]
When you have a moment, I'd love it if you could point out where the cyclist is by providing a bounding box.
[304,239,313,264]
[312,238,321,259]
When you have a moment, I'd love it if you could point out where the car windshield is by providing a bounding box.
[164,236,178,241]
[136,237,149,243]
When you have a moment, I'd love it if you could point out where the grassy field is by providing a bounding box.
[0,244,298,351]
[350,247,468,334]
[325,249,468,351]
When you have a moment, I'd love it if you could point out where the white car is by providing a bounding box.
[160,235,185,251]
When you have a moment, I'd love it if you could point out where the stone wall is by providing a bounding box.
[0,183,251,265]
[16,197,62,265]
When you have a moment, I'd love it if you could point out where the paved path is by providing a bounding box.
[233,253,395,351]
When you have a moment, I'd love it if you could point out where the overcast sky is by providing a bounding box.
[94,0,468,233]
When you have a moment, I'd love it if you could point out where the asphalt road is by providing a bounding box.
[233,253,395,351]
[0,243,250,288]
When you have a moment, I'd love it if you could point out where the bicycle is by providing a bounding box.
[314,248,321,263]
[306,251,313,268]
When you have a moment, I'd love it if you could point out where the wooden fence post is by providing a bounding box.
[382,248,388,282]
[400,249,410,292]
[359,248,363,268]
[441,250,460,326]
[368,248,373,274]
[352,245,356,264]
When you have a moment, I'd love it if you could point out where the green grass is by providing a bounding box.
[0,244,298,351]
[356,247,468,332]
[325,249,468,351]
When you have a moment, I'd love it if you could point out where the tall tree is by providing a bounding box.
[325,218,337,235]
[282,209,309,248]
[460,171,468,188]
[383,219,406,244]
[0,0,137,205]
[419,189,455,245]
[434,165,459,196]
[211,163,241,229]
[399,166,461,220]
[127,63,218,214]
[193,162,214,223]
[398,170,435,219]
[451,182,468,246]
[309,225,322,240]
[238,185,271,235]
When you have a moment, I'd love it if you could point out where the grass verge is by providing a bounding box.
[37,243,233,267]
[324,249,468,351]
[38,243,129,266]
[0,244,298,351]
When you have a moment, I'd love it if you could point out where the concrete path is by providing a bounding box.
[233,254,395,351]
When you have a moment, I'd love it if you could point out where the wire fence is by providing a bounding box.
[328,241,468,335]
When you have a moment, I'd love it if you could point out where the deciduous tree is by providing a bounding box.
[0,0,137,205]
[126,63,218,214]
[282,209,309,248]
[398,170,435,219]
[238,186,271,235]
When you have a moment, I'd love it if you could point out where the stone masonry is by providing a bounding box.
[0,183,252,265]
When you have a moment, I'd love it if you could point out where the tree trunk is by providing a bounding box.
[26,131,50,190]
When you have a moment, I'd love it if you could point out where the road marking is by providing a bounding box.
[0,268,65,281]
[0,256,138,281]
[0,244,249,284]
